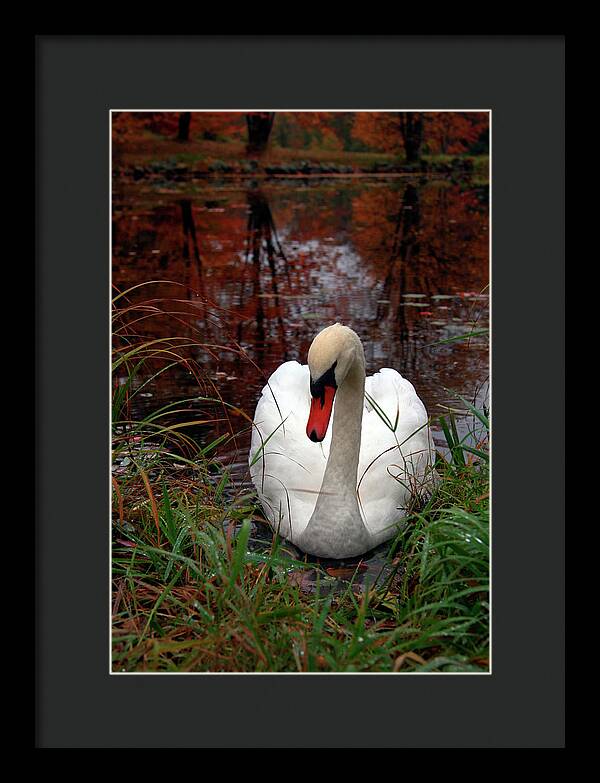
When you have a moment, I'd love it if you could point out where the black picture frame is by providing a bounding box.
[36,35,564,748]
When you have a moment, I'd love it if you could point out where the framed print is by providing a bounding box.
[36,35,564,747]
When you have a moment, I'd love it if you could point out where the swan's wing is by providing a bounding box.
[249,361,331,542]
[359,368,434,540]
[250,363,434,546]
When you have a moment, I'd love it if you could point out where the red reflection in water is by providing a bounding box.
[112,179,489,468]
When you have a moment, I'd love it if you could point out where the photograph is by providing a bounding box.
[111,109,490,674]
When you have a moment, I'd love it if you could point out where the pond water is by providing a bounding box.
[112,175,489,588]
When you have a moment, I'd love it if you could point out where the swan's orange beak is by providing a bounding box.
[307,385,336,442]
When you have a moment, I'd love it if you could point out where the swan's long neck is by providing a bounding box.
[300,344,371,558]
[322,357,365,493]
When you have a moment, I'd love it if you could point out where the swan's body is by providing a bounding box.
[249,324,434,559]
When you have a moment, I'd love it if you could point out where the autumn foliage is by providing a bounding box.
[352,112,488,158]
[112,111,247,142]
[112,111,488,161]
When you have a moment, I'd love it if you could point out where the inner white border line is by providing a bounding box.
[109,109,492,676]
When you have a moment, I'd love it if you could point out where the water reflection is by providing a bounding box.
[374,183,421,369]
[112,178,489,463]
[239,187,289,368]
[179,198,204,296]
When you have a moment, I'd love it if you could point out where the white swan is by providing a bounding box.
[249,323,434,559]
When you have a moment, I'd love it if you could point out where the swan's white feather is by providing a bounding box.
[249,361,433,547]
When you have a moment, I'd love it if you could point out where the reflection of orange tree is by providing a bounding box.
[286,186,354,242]
[112,197,248,370]
[352,185,420,368]
[179,199,204,297]
[351,183,488,290]
[112,191,297,361]
[113,198,247,292]
[111,190,295,365]
[237,189,290,367]
[422,186,488,275]
[351,182,488,369]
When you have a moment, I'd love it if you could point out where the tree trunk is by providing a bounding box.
[399,113,423,163]
[177,112,191,142]
[245,113,275,155]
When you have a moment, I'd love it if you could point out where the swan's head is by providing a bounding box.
[306,323,363,442]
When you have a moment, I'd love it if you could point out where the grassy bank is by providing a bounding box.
[112,132,489,182]
[112,462,489,673]
[111,287,490,673]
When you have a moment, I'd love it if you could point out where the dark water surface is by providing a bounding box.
[113,175,489,586]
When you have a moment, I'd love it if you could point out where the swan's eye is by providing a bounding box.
[309,361,337,404]
[307,362,337,442]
